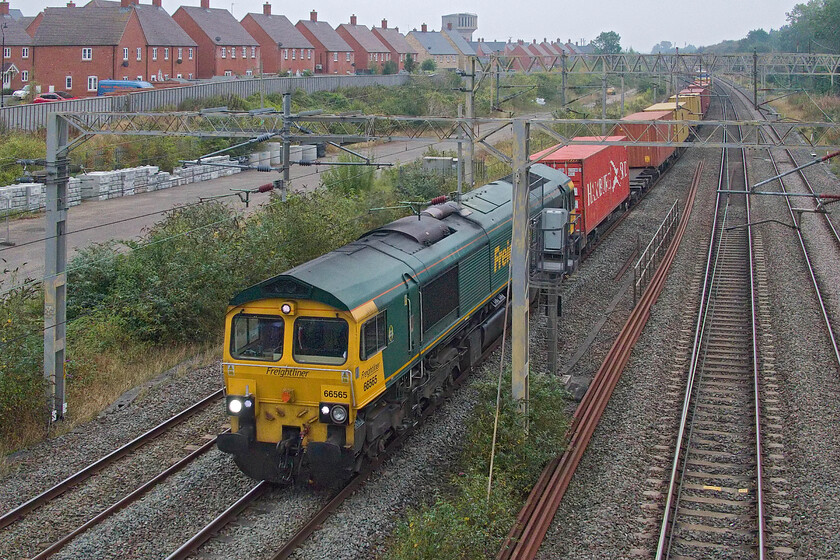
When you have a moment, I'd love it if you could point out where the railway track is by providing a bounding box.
[0,389,224,559]
[655,96,766,559]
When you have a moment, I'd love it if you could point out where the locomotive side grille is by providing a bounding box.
[459,248,491,314]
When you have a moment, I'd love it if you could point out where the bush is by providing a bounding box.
[421,58,437,72]
[389,369,570,558]
[383,60,398,75]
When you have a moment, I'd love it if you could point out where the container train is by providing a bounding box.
[217,80,710,484]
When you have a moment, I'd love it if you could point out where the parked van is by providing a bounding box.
[97,80,154,96]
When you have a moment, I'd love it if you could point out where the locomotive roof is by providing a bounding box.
[230,164,570,316]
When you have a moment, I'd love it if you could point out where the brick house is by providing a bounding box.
[240,3,313,75]
[370,19,415,72]
[406,24,458,70]
[441,27,476,70]
[173,0,259,79]
[0,2,33,94]
[504,41,534,72]
[30,0,197,97]
[336,15,389,74]
[295,10,353,75]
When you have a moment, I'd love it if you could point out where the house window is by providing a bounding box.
[152,47,158,60]
[137,47,142,61]
[137,75,143,80]
[149,75,156,82]
[2,48,9,59]
[251,46,256,58]
[87,75,98,92]
[224,70,232,76]
[164,74,169,80]
[221,47,226,58]
[178,47,183,60]
[21,70,28,82]
[292,49,296,60]
[346,52,350,62]
[245,69,252,76]
[307,49,311,59]
[82,48,92,60]
[123,47,128,61]
[231,47,236,59]
[123,76,128,80]
[242,47,246,58]
[284,49,288,60]
[21,47,29,59]
[374,53,378,61]
[164,48,169,60]
[333,52,338,62]
[65,76,72,89]
[188,48,194,60]
[176,73,182,79]
[188,73,193,79]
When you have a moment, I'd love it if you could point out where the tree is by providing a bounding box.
[591,31,621,54]
[382,60,398,75]
[420,58,437,72]
[651,40,674,54]
[404,54,416,73]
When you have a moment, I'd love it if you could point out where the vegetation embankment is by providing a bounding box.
[387,370,569,558]
[767,91,840,176]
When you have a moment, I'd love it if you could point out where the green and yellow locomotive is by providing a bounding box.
[217,164,573,484]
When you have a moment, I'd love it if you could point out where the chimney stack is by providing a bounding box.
[200,0,209,8]
[120,0,131,7]
[381,18,387,29]
[263,2,270,15]
[421,23,427,32]
[0,1,8,16]
[152,0,161,6]
[67,0,76,6]
[310,9,317,21]
[350,14,356,25]
[447,22,452,30]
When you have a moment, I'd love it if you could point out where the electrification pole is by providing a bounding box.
[511,118,530,431]
[44,114,69,422]
[560,50,567,110]
[753,49,759,110]
[465,56,475,189]
[281,92,290,202]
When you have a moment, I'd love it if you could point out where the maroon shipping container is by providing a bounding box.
[682,86,710,115]
[530,137,630,239]
[616,110,675,168]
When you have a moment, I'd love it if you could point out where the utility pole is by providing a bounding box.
[753,49,758,110]
[494,54,500,111]
[280,92,291,202]
[511,118,530,431]
[457,104,463,200]
[465,57,475,189]
[601,63,607,135]
[560,49,567,110]
[620,73,625,116]
[44,114,69,423]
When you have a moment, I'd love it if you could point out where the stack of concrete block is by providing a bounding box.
[0,182,52,212]
[128,166,160,194]
[172,155,241,184]
[67,177,82,206]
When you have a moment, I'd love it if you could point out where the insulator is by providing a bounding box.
[257,183,274,193]
[254,133,274,143]
[429,195,448,205]
[254,165,273,172]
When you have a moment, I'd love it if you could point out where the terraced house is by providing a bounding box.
[240,3,314,75]
[370,19,415,73]
[295,10,353,75]
[0,1,33,94]
[336,15,390,74]
[28,0,197,97]
[406,24,458,70]
[173,0,259,79]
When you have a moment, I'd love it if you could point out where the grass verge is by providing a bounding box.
[386,369,570,559]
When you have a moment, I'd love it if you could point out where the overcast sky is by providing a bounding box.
[20,0,796,53]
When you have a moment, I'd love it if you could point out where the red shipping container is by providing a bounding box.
[682,86,710,115]
[530,137,629,238]
[616,110,675,168]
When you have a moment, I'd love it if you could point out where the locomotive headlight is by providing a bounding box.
[226,395,255,417]
[330,405,348,424]
[319,402,350,425]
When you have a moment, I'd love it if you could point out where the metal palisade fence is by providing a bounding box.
[0,74,410,131]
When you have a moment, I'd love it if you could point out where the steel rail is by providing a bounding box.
[498,162,703,560]
[31,432,225,559]
[0,388,224,530]
[164,481,271,560]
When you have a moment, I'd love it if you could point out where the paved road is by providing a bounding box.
[0,136,460,293]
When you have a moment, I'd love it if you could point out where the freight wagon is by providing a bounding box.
[530,137,630,252]
[645,102,691,144]
[616,110,676,169]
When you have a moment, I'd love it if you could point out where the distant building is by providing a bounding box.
[441,27,475,70]
[406,24,458,69]
[440,13,477,42]
[295,10,354,74]
[0,1,32,93]
[370,19,415,73]
[172,0,260,79]
[241,3,314,75]
[336,15,390,73]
